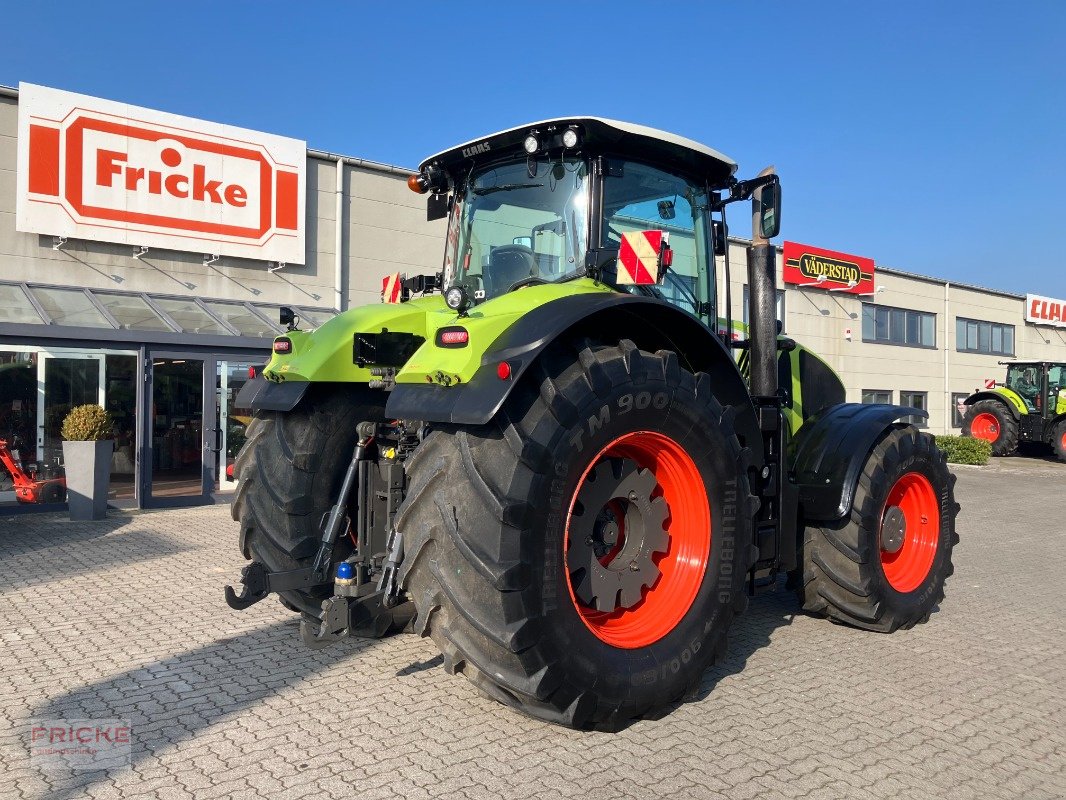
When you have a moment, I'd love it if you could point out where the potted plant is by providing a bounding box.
[60,404,114,520]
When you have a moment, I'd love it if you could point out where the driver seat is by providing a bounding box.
[486,245,537,295]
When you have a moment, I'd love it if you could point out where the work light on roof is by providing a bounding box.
[562,128,579,148]
[523,135,539,154]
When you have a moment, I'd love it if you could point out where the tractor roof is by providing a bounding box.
[420,117,738,187]
[1000,360,1062,366]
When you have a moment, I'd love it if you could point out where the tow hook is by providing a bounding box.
[224,562,322,610]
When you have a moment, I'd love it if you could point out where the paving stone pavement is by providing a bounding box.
[1,458,1064,800]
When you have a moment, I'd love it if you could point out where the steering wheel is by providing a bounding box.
[485,245,537,296]
[507,275,549,292]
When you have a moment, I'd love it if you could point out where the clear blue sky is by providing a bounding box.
[2,2,1064,296]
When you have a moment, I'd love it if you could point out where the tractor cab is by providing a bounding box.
[410,117,750,326]
[1003,361,1066,417]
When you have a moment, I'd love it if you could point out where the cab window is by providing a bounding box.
[601,161,712,320]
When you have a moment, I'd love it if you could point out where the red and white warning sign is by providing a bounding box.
[616,230,671,286]
[16,82,306,264]
[382,272,404,304]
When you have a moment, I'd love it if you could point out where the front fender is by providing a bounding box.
[385,292,761,452]
[789,403,927,522]
[964,389,1026,418]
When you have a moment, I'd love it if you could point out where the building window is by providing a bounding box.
[861,304,936,348]
[951,392,970,428]
[900,391,928,428]
[956,317,1015,356]
[862,389,893,404]
[742,286,786,332]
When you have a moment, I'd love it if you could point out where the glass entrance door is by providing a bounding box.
[144,354,218,507]
[37,351,105,474]
[217,360,258,492]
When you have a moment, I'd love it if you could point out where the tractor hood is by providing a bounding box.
[259,279,613,389]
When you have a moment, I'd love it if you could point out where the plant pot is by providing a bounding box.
[62,440,113,520]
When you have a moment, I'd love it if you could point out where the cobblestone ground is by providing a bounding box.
[1,458,1064,800]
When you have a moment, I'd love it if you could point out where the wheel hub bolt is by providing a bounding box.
[629,561,639,571]
[628,491,638,501]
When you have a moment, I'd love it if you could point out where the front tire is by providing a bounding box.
[800,427,959,632]
[398,341,757,729]
[963,399,1019,456]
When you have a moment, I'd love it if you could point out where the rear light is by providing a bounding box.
[248,366,257,378]
[436,327,469,347]
[273,338,292,354]
[497,361,512,380]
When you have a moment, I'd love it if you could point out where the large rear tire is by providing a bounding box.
[398,341,757,729]
[230,385,385,616]
[1052,420,1066,463]
[799,427,959,632]
[962,399,1018,456]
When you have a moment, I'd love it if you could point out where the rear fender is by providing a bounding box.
[385,293,762,453]
[789,402,927,522]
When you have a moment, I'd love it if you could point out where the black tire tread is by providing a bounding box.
[398,341,756,729]
[800,427,960,633]
[230,385,385,616]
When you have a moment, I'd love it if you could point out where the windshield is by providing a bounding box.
[445,158,589,301]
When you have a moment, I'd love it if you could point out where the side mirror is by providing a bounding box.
[751,174,781,241]
[712,220,728,256]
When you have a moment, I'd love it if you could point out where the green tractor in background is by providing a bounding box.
[962,361,1066,461]
[226,118,959,729]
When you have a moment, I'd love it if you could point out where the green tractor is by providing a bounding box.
[961,361,1066,461]
[226,118,959,729]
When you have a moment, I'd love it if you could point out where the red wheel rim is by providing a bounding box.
[563,431,710,649]
[880,472,940,593]
[969,412,1000,442]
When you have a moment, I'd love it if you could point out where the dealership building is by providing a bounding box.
[1,82,1063,512]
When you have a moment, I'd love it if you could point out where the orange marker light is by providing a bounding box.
[407,173,428,194]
